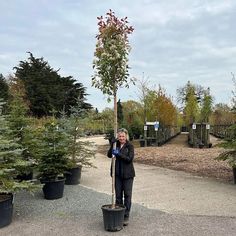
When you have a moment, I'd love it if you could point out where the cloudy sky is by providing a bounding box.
[1,0,236,111]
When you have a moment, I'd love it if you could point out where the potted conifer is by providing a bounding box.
[6,77,36,181]
[0,101,38,228]
[37,119,69,200]
[61,102,96,185]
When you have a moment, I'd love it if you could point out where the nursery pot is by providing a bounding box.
[233,168,236,184]
[199,143,204,149]
[65,166,82,185]
[0,194,13,228]
[41,177,65,200]
[101,204,126,232]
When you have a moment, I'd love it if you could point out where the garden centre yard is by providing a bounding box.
[1,134,236,236]
[98,133,232,183]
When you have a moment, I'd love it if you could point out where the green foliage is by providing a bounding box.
[121,100,143,139]
[200,88,213,123]
[0,74,9,111]
[60,100,96,168]
[92,10,134,98]
[37,119,70,180]
[0,100,38,193]
[14,52,92,117]
[177,81,214,126]
[142,85,178,126]
[117,99,124,127]
[216,124,236,168]
[184,83,200,124]
[210,103,236,125]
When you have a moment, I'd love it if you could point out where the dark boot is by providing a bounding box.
[123,216,129,226]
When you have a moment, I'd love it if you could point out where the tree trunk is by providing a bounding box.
[112,91,118,208]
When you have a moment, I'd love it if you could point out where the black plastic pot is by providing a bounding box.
[0,194,13,228]
[42,177,65,200]
[233,168,236,184]
[65,166,82,185]
[139,140,145,147]
[101,204,126,231]
[199,143,204,149]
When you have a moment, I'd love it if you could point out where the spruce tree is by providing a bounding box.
[0,100,37,193]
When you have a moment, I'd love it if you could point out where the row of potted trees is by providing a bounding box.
[0,100,95,228]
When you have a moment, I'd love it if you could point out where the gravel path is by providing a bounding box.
[1,135,236,236]
[1,185,236,236]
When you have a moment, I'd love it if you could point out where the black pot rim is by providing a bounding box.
[0,193,13,203]
[101,204,126,211]
[40,176,65,183]
[67,165,82,171]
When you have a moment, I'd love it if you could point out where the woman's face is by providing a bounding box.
[118,132,127,144]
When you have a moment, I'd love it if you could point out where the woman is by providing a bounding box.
[107,128,135,226]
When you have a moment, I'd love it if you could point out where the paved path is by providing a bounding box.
[1,135,236,236]
[81,136,236,217]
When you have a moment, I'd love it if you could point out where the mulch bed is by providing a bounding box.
[96,137,233,183]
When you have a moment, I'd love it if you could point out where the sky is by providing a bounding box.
[1,0,236,111]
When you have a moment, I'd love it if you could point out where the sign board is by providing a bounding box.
[192,123,196,130]
[206,124,210,130]
[146,121,160,126]
[154,122,159,131]
[144,125,148,131]
[146,121,156,125]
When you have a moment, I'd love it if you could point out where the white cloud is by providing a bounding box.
[0,0,236,111]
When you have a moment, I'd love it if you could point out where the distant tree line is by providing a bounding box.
[0,52,92,117]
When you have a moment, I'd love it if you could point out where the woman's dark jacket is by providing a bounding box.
[107,140,135,179]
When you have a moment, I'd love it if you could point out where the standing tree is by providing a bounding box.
[177,81,201,125]
[135,74,151,124]
[0,74,9,112]
[92,9,134,207]
[14,52,92,117]
[200,87,213,122]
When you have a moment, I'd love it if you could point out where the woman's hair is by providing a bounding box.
[117,128,129,141]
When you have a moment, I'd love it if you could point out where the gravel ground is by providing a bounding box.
[1,135,236,236]
[1,185,236,236]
